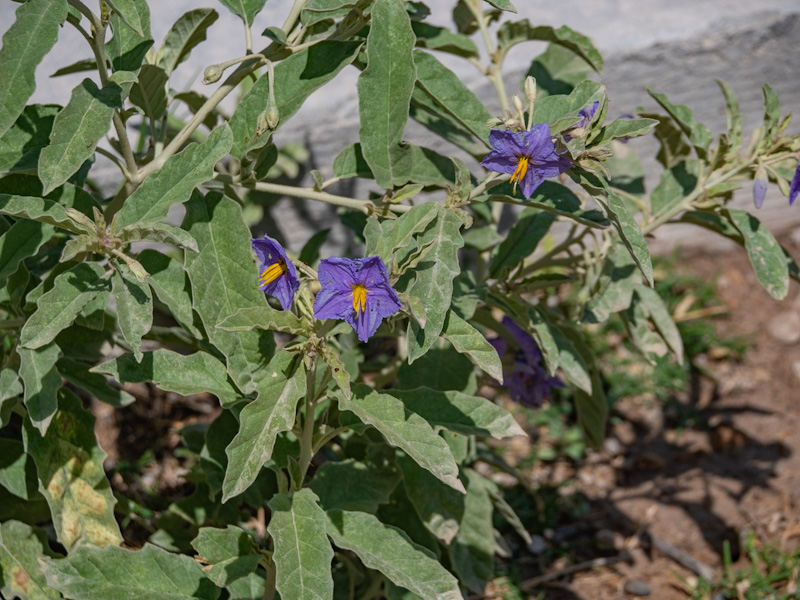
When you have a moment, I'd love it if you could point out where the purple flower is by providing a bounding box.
[753,166,767,209]
[481,123,572,199]
[489,317,563,408]
[252,235,299,310]
[790,162,800,206]
[313,256,402,342]
[576,101,600,129]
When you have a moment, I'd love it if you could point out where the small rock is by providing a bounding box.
[603,437,623,457]
[767,310,800,345]
[595,528,619,550]
[527,535,547,555]
[624,579,652,596]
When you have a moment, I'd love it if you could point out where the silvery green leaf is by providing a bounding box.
[498,21,601,72]
[217,306,309,336]
[309,459,400,513]
[191,526,260,587]
[22,389,122,550]
[105,0,153,73]
[0,105,60,176]
[17,344,61,435]
[490,208,555,279]
[216,0,269,25]
[92,349,241,406]
[157,9,219,75]
[129,64,169,121]
[649,160,699,218]
[0,521,61,600]
[441,311,502,382]
[725,208,789,300]
[57,357,134,408]
[593,117,659,145]
[119,221,199,252]
[0,0,67,139]
[268,490,334,600]
[138,249,202,338]
[0,221,55,287]
[447,469,494,594]
[106,0,148,36]
[112,264,153,362]
[338,384,465,493]
[0,194,84,233]
[647,89,713,158]
[325,510,462,600]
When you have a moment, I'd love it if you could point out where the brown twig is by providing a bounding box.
[519,551,631,592]
[644,532,716,580]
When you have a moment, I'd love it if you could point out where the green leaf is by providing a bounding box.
[406,206,465,361]
[115,125,233,229]
[531,80,604,131]
[333,143,462,188]
[226,572,265,600]
[0,105,60,176]
[573,367,607,449]
[725,208,789,300]
[633,285,684,362]
[397,454,464,544]
[309,459,400,513]
[582,244,638,323]
[183,192,276,394]
[357,0,416,188]
[0,521,61,600]
[111,264,153,362]
[20,263,108,350]
[0,220,55,287]
[17,344,61,435]
[217,306,309,336]
[482,0,516,12]
[448,469,494,594]
[0,0,67,139]
[157,9,219,75]
[129,64,169,122]
[490,208,555,278]
[486,181,607,227]
[57,357,135,408]
[551,324,592,394]
[525,43,593,98]
[229,41,361,156]
[0,194,84,233]
[498,21,602,73]
[0,439,38,500]
[325,510,462,600]
[760,83,780,151]
[268,490,334,600]
[138,249,202,338]
[120,221,199,252]
[441,311,502,381]
[38,71,137,195]
[413,50,491,147]
[385,387,524,439]
[409,89,488,156]
[106,0,148,36]
[222,354,306,501]
[41,543,220,600]
[649,160,699,218]
[592,117,659,145]
[338,384,465,493]
[105,0,153,74]
[320,344,351,400]
[92,349,241,406]
[23,388,122,550]
[216,0,268,25]
[364,201,438,264]
[647,89,713,158]
[396,341,476,393]
[191,526,260,587]
[1,368,23,404]
[411,22,478,58]
[300,0,360,26]
[597,186,653,286]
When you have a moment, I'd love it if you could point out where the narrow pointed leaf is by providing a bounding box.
[115,125,233,229]
[20,263,108,350]
[217,306,308,336]
[38,72,137,195]
[0,194,83,233]
[338,384,465,493]
[222,354,306,501]
[17,344,61,435]
[0,521,61,600]
[447,470,494,594]
[57,357,135,408]
[157,9,220,75]
[138,249,202,338]
[357,0,416,188]
[0,0,67,139]
[325,510,462,600]
[92,349,241,406]
[111,265,153,362]
[22,389,122,550]
[41,543,219,600]
[120,222,199,252]
[725,208,789,300]
[268,490,334,600]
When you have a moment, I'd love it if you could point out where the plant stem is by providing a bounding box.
[95,146,130,180]
[466,0,509,114]
[297,360,318,489]
[244,21,253,54]
[282,0,308,34]
[262,555,277,600]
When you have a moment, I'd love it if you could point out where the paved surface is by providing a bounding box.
[1,1,798,252]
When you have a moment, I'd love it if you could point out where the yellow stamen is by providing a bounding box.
[351,283,367,314]
[259,260,286,285]
[510,155,530,194]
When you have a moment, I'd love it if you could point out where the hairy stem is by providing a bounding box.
[282,0,308,34]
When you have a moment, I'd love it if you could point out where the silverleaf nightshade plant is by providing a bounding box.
[252,235,300,310]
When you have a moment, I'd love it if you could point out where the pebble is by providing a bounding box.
[767,310,800,345]
[527,535,547,555]
[623,579,652,596]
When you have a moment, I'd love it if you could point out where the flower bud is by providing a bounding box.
[203,64,223,85]
[512,94,525,119]
[266,105,279,129]
[524,76,537,106]
[753,164,767,209]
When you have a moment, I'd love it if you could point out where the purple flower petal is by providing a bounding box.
[318,256,357,291]
[251,235,299,310]
[313,285,354,320]
[789,162,800,206]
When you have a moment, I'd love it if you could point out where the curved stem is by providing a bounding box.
[466,0,509,114]
[282,0,308,34]
[96,145,130,180]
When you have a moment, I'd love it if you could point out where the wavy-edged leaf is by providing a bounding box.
[725,208,789,300]
[106,0,153,74]
[22,388,122,550]
[111,264,153,362]
[447,469,494,594]
[412,22,478,58]
[498,21,602,73]
[385,387,524,439]
[217,306,308,336]
[191,526,260,587]
[647,89,713,158]
[593,117,659,145]
[120,221,199,252]
[0,520,61,600]
[441,311,502,381]
[0,0,67,139]
[409,89,487,156]
[138,249,202,338]
[338,384,464,493]
[309,459,400,513]
[129,64,168,121]
[230,41,361,156]
[41,543,219,600]
[216,0,268,25]
[0,105,60,175]
[222,353,306,501]
[0,194,83,233]
[92,349,241,406]
[17,344,61,435]
[38,71,136,195]
[525,43,593,98]
[157,9,219,75]
[490,208,555,278]
[115,125,232,229]
[357,0,416,188]
[364,201,439,264]
[268,490,334,600]
[0,220,54,287]
[20,263,108,350]
[325,510,462,600]
[57,357,135,408]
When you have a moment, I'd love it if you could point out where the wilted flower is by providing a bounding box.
[489,317,563,408]
[753,164,767,209]
[481,123,571,199]
[790,162,800,206]
[252,235,300,310]
[575,101,600,129]
[313,256,402,342]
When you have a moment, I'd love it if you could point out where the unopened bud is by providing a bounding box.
[524,76,537,105]
[203,64,223,84]
[512,94,525,121]
[486,117,504,128]
[256,111,270,135]
[266,105,279,129]
[753,163,767,209]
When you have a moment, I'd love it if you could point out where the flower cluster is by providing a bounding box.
[251,236,401,342]
[489,317,563,408]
